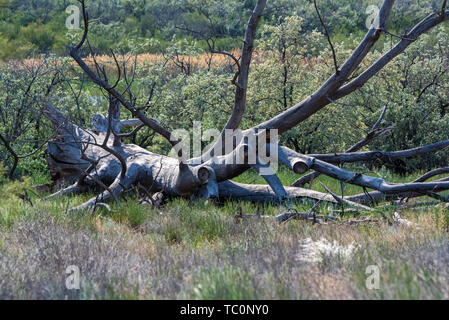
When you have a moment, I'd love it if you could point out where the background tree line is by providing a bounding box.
[0,0,445,59]
[0,0,448,179]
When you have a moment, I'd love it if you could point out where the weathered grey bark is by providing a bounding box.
[45,105,449,209]
[308,140,449,165]
[255,5,448,135]
[45,105,217,210]
[277,145,449,193]
[43,0,449,212]
[292,105,393,187]
[346,176,449,205]
[217,180,337,204]
[291,138,449,187]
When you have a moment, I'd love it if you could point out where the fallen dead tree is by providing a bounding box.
[42,0,449,214]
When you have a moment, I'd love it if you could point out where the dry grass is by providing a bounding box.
[15,49,324,76]
[0,189,448,300]
[17,50,243,74]
[91,51,240,70]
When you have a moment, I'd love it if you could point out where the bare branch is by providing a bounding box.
[333,11,449,100]
[75,0,88,50]
[319,182,388,222]
[313,0,339,75]
[309,139,449,165]
[255,0,396,133]
[291,106,393,188]
[66,3,181,156]
[442,0,447,19]
[109,49,121,90]
[0,128,60,180]
[0,133,19,180]
[68,47,179,149]
[197,0,266,162]
[278,145,449,196]
[371,104,388,131]
[414,167,449,182]
[224,0,266,130]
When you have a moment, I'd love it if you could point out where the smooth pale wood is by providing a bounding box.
[45,105,214,210]
[44,1,449,212]
[277,145,449,196]
[218,180,338,204]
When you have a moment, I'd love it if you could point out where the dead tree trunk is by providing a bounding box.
[44,0,449,211]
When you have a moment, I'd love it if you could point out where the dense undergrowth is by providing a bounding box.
[1,169,448,299]
[1,0,449,301]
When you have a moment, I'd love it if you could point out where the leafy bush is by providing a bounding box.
[1,8,448,179]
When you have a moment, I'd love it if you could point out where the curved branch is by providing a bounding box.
[75,0,88,50]
[414,167,449,182]
[0,130,60,180]
[276,145,449,195]
[224,0,266,129]
[292,105,392,187]
[109,49,121,90]
[198,0,266,162]
[255,0,395,133]
[347,177,449,205]
[309,139,449,165]
[66,4,180,154]
[314,0,339,74]
[332,10,449,100]
[0,133,19,180]
[68,47,178,148]
[70,167,136,212]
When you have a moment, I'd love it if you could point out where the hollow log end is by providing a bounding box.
[293,161,310,174]
[197,167,211,184]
